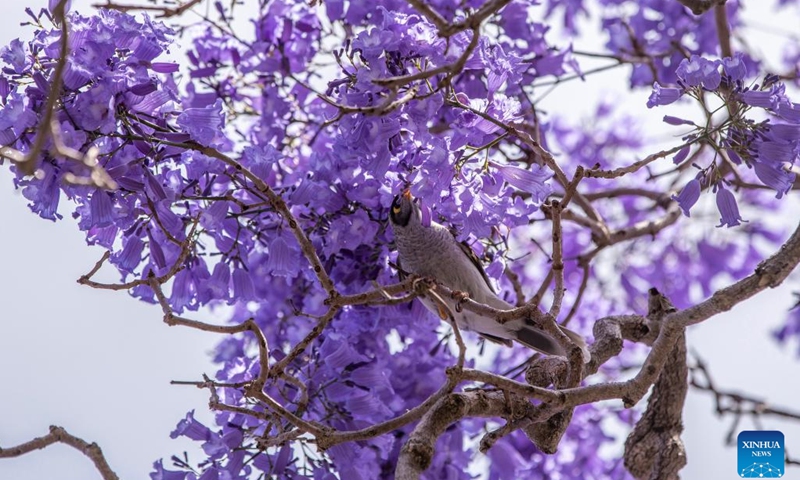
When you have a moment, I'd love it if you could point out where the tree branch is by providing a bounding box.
[675,0,728,16]
[0,426,119,480]
[624,292,688,480]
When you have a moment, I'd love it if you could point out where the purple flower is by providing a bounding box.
[726,148,743,165]
[170,269,193,311]
[493,163,553,203]
[722,52,747,81]
[769,124,800,142]
[647,82,682,108]
[147,230,167,272]
[663,115,694,126]
[419,201,432,227]
[89,190,114,227]
[0,39,30,74]
[673,145,691,164]
[754,162,795,199]
[115,235,144,272]
[232,267,255,301]
[49,0,72,15]
[672,178,701,217]
[774,308,800,345]
[150,62,179,74]
[266,235,298,277]
[205,262,231,300]
[19,163,62,221]
[676,55,721,90]
[176,99,224,145]
[0,93,38,141]
[715,185,744,227]
[170,410,212,441]
[150,460,188,480]
[739,85,785,110]
[199,201,228,230]
[72,82,117,133]
[778,102,800,123]
[758,140,796,163]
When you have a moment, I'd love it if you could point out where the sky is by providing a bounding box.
[0,1,799,479]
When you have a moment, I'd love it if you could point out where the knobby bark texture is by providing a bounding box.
[624,292,688,480]
[394,217,800,479]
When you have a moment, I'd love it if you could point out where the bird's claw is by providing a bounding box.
[452,290,470,313]
[411,275,437,294]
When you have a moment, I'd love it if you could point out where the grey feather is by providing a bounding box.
[389,192,590,362]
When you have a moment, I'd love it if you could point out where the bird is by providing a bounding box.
[389,189,590,362]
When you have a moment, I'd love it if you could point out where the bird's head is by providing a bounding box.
[389,189,420,228]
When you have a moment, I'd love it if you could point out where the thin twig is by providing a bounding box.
[0,426,119,480]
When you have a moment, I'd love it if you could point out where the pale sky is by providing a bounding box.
[1,1,799,479]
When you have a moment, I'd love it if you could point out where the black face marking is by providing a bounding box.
[389,194,413,227]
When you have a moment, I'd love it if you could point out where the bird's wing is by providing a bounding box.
[456,239,497,294]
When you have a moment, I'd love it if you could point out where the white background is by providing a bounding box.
[1,1,799,479]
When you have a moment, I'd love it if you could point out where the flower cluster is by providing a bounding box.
[544,0,747,87]
[648,53,799,226]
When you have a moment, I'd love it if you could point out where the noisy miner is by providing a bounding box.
[389,190,590,362]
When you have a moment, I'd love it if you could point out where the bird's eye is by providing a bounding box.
[392,205,402,214]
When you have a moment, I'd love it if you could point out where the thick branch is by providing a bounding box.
[624,292,688,480]
[395,391,531,480]
[397,218,800,477]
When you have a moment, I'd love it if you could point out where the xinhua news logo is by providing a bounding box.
[737,430,784,478]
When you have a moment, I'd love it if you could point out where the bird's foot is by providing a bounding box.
[451,290,470,313]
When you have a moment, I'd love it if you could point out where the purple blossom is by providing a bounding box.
[663,115,694,126]
[170,410,213,441]
[89,190,114,227]
[115,235,145,273]
[49,0,72,15]
[170,269,193,311]
[715,185,745,228]
[0,93,38,138]
[722,52,748,81]
[647,82,682,108]
[150,460,189,480]
[493,162,553,203]
[176,99,225,145]
[676,55,721,90]
[232,267,255,301]
[778,102,800,123]
[266,235,299,277]
[19,163,62,221]
[0,39,30,74]
[754,162,795,199]
[205,262,231,301]
[758,140,795,164]
[672,145,691,164]
[774,307,800,348]
[739,85,786,110]
[150,62,179,73]
[672,178,701,217]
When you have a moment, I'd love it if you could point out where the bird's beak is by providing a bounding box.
[402,188,412,201]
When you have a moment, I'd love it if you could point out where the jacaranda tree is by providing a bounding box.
[1,0,799,478]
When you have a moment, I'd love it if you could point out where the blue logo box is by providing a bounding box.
[738,430,784,478]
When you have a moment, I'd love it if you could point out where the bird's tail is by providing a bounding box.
[512,319,591,363]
